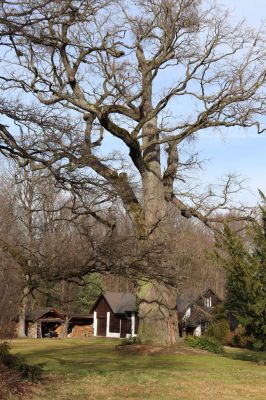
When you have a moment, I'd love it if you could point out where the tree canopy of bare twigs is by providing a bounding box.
[0,0,265,344]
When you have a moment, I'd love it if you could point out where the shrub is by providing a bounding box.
[0,341,43,382]
[226,325,257,350]
[0,341,10,357]
[120,336,141,346]
[207,319,230,345]
[206,304,231,345]
[185,336,224,354]
[252,340,266,352]
[0,362,31,399]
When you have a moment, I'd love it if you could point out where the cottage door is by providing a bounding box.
[121,318,131,338]
[97,316,107,336]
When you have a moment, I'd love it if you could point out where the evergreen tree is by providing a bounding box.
[215,200,266,350]
[75,274,103,314]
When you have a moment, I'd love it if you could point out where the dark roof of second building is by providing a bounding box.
[176,288,216,314]
[103,292,136,313]
[184,308,213,327]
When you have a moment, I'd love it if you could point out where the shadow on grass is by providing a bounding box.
[14,338,266,379]
[223,347,266,364]
[11,339,189,377]
[44,353,188,377]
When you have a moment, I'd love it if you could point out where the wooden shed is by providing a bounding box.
[21,308,65,338]
[17,308,93,338]
[90,292,138,338]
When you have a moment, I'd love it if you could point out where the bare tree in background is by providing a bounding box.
[0,0,265,344]
[0,185,21,337]
[0,165,104,336]
[0,164,135,336]
[0,166,63,336]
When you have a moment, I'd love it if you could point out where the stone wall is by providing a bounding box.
[27,322,37,338]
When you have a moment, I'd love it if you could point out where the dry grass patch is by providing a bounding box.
[35,372,266,400]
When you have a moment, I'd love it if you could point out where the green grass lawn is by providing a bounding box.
[8,338,266,400]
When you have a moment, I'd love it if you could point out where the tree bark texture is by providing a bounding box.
[137,110,178,345]
[137,280,178,345]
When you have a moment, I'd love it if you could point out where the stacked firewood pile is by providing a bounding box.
[70,325,93,338]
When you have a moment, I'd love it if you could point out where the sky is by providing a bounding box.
[0,0,265,207]
[189,0,266,206]
[102,0,266,207]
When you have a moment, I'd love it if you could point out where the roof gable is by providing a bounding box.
[26,308,65,322]
[90,292,136,314]
[176,288,220,313]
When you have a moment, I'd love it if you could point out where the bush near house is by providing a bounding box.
[206,304,230,345]
[207,319,229,345]
[206,305,262,351]
[185,336,224,354]
[226,325,256,349]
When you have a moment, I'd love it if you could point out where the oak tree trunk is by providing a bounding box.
[136,113,178,345]
[137,280,178,346]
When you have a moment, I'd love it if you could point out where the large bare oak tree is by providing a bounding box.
[0,0,265,344]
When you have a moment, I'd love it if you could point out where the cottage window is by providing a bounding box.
[204,296,212,308]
